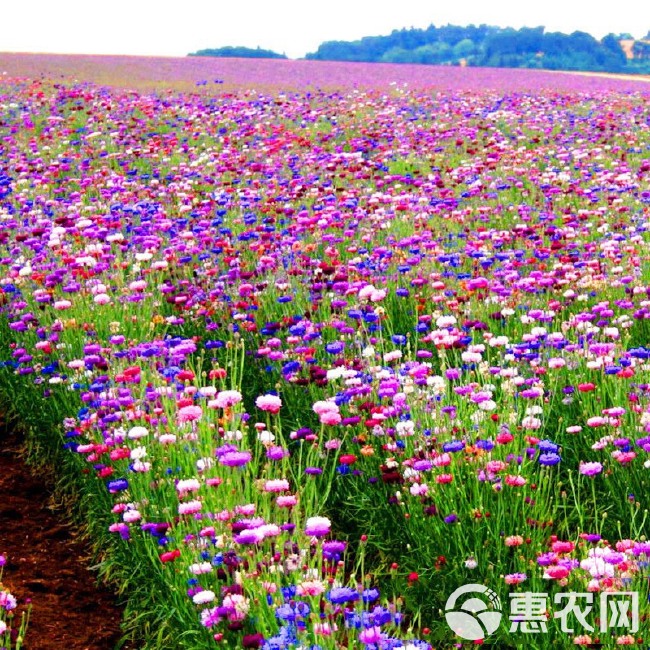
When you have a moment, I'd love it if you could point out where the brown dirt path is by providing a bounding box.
[0,424,126,650]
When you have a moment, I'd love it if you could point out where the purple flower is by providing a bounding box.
[219,451,252,467]
[266,446,289,461]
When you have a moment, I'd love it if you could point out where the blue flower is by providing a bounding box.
[475,439,494,452]
[107,478,129,492]
[539,453,561,466]
[442,440,465,453]
[537,439,558,453]
[362,588,380,603]
[325,341,345,354]
[328,587,359,604]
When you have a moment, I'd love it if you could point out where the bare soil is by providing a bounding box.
[0,423,126,650]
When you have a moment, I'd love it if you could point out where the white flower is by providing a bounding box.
[123,509,141,523]
[130,446,148,460]
[258,430,276,444]
[189,562,213,575]
[127,426,148,439]
[193,590,216,605]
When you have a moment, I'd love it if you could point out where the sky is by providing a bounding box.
[2,0,650,60]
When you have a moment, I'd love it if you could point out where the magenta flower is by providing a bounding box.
[359,626,386,644]
[305,516,331,537]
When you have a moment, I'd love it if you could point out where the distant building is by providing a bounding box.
[619,39,650,60]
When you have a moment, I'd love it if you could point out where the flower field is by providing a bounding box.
[1,56,650,648]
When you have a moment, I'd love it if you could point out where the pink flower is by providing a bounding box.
[177,405,202,423]
[264,479,290,493]
[313,622,337,636]
[573,635,593,645]
[209,390,243,409]
[176,478,201,495]
[178,499,202,515]
[504,573,527,584]
[313,400,339,416]
[615,635,636,645]
[409,483,429,496]
[276,495,298,508]
[551,541,575,553]
[320,410,341,425]
[486,460,507,473]
[612,451,636,464]
[297,579,325,596]
[579,461,603,476]
[543,565,571,580]
[94,293,111,305]
[256,394,282,413]
[359,627,385,644]
[129,280,147,292]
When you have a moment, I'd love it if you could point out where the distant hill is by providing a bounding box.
[305,24,650,75]
[189,46,287,60]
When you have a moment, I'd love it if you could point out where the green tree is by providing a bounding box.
[453,38,476,60]
[190,46,287,59]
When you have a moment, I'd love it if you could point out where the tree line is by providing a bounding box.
[189,26,650,74]
[306,25,650,73]
[190,46,287,59]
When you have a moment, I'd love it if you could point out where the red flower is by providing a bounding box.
[160,549,181,563]
[242,633,264,648]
